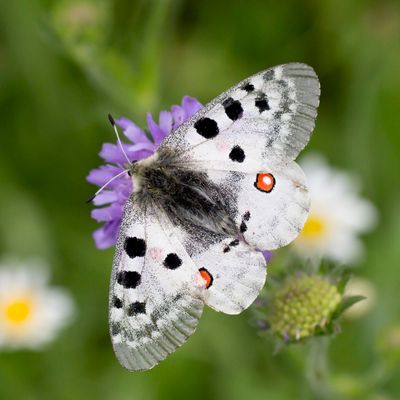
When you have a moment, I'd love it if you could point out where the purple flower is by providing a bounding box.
[87,95,274,263]
[87,96,203,249]
[262,251,273,263]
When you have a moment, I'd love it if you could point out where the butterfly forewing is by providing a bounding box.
[159,63,320,164]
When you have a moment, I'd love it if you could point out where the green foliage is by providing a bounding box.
[0,0,400,399]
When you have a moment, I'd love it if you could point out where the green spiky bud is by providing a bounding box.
[268,274,342,341]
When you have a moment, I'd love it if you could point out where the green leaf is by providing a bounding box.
[332,295,366,319]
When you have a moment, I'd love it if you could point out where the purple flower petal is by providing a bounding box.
[86,165,123,186]
[92,190,118,206]
[93,221,120,249]
[126,143,155,162]
[146,112,168,145]
[91,203,122,222]
[182,96,203,117]
[88,95,204,249]
[262,251,273,263]
[116,117,149,144]
[158,111,173,134]
[127,142,156,153]
[171,105,186,128]
[99,143,129,165]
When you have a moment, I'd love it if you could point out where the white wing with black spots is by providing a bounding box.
[192,238,267,314]
[204,160,310,250]
[160,63,320,164]
[109,198,205,371]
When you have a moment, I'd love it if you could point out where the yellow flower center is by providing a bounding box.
[4,299,31,324]
[300,214,326,238]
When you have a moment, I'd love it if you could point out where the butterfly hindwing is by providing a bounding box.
[203,160,310,250]
[192,237,267,314]
[110,198,205,371]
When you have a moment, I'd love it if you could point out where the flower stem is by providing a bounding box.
[305,338,337,400]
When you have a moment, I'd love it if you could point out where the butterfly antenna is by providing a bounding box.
[108,114,132,166]
[86,169,129,203]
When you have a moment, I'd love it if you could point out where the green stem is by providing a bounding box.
[305,338,336,400]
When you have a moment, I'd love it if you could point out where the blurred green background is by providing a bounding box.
[1,0,400,399]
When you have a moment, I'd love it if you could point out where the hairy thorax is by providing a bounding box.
[129,149,238,238]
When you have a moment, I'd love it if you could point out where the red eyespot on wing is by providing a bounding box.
[199,268,213,289]
[254,173,275,193]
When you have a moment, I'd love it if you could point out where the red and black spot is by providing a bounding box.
[124,237,146,258]
[254,173,276,193]
[194,117,219,139]
[199,268,213,289]
[163,253,182,269]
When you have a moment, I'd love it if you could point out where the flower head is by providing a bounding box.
[293,154,377,264]
[267,274,342,342]
[0,259,74,350]
[87,96,203,249]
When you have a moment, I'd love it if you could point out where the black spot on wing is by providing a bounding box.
[240,221,247,233]
[229,239,239,246]
[128,301,146,316]
[255,95,270,113]
[229,145,245,163]
[163,253,182,269]
[223,246,230,253]
[222,97,243,121]
[263,69,275,81]
[243,211,251,221]
[111,324,121,336]
[112,296,123,309]
[117,271,141,288]
[194,117,219,139]
[242,83,254,92]
[124,237,146,258]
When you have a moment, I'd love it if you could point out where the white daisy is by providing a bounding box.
[293,154,377,264]
[0,259,74,350]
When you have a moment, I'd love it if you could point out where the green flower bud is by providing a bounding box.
[268,274,342,341]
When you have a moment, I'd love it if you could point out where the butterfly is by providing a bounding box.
[109,63,320,371]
